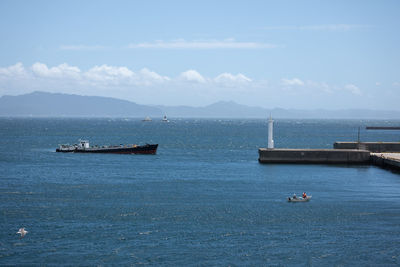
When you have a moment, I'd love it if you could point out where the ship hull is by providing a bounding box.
[56,144,158,154]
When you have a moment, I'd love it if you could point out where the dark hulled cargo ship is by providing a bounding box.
[56,140,158,154]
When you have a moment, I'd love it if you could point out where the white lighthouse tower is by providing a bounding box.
[268,115,274,149]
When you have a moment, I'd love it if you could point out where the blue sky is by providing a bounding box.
[0,0,399,109]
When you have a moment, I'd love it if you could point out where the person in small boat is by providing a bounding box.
[302,192,307,199]
[292,193,297,199]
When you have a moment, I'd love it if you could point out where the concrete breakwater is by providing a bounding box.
[258,116,400,171]
[334,142,400,152]
[258,148,370,164]
[258,147,400,171]
[370,153,400,170]
[366,126,400,130]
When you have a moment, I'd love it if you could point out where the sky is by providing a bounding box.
[0,0,399,110]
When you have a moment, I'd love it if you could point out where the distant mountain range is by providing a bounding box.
[1,91,399,119]
[0,91,161,117]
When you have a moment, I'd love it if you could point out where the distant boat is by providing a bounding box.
[56,140,158,154]
[162,115,169,122]
[287,195,312,202]
[142,116,152,122]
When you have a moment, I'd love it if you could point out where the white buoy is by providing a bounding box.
[268,115,274,149]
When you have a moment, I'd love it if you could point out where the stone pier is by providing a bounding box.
[370,153,400,171]
[258,148,370,164]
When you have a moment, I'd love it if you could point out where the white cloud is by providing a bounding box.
[306,80,333,93]
[264,24,369,31]
[128,39,277,49]
[84,64,135,83]
[139,68,170,84]
[0,62,26,76]
[215,73,251,83]
[59,45,107,51]
[214,73,252,87]
[344,84,362,95]
[179,70,206,83]
[32,62,81,79]
[280,79,362,96]
[281,78,305,86]
[300,24,368,31]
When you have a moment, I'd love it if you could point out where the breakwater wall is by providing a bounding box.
[366,127,400,130]
[258,148,370,164]
[370,153,400,171]
[334,142,400,152]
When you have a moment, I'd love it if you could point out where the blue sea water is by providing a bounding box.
[0,118,400,266]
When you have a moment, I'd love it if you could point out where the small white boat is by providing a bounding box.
[288,196,312,202]
[142,116,152,122]
[162,115,169,122]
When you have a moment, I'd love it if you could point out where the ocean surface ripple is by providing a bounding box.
[1,118,400,266]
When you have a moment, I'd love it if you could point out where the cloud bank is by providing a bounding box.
[0,62,253,88]
[0,62,254,105]
[128,39,278,49]
[59,45,108,51]
[0,62,391,109]
[264,24,369,31]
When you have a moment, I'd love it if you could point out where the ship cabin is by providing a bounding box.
[79,140,90,149]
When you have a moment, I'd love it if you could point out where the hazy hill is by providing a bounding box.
[0,91,162,117]
[158,103,400,119]
[157,101,267,118]
[1,91,400,119]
